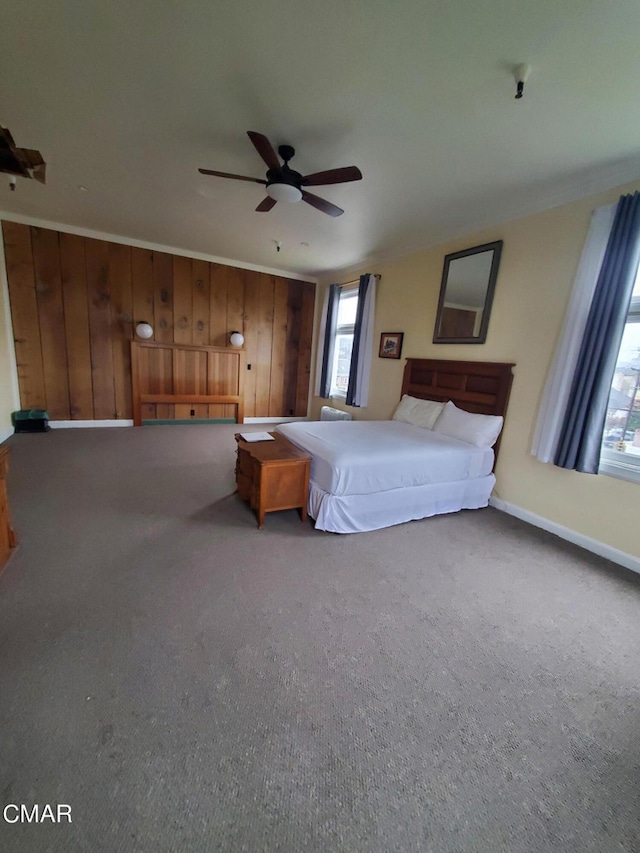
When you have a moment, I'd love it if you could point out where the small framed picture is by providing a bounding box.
[379,332,404,359]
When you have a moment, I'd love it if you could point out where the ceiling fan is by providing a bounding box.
[0,126,46,188]
[199,131,362,217]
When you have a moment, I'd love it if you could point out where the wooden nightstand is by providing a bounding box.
[235,432,311,529]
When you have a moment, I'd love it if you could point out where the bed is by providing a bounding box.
[277,358,514,534]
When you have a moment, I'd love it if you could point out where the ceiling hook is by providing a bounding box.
[514,64,531,100]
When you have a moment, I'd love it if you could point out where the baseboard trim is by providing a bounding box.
[50,420,134,428]
[489,496,640,575]
[48,417,308,428]
[244,417,309,423]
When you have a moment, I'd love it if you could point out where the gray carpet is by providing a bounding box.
[1,424,639,853]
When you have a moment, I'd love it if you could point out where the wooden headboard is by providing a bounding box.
[131,341,245,426]
[401,358,515,419]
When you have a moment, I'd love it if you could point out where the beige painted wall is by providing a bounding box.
[311,179,640,560]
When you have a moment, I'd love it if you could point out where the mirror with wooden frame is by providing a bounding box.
[433,240,503,344]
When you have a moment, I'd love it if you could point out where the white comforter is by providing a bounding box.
[277,420,494,496]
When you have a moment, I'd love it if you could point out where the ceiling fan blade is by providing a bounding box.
[301,166,362,187]
[198,168,267,185]
[301,190,344,217]
[256,196,277,212]
[247,131,280,171]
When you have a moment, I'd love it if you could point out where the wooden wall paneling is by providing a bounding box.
[209,264,228,348]
[131,248,155,335]
[226,267,244,337]
[191,259,210,346]
[225,266,245,418]
[172,255,192,345]
[32,228,70,419]
[242,270,260,418]
[59,233,94,419]
[208,263,228,416]
[5,221,315,426]
[152,252,174,418]
[131,248,155,419]
[2,221,46,410]
[153,252,174,344]
[133,344,155,421]
[130,340,141,426]
[146,345,174,419]
[269,277,289,417]
[294,281,315,416]
[207,350,239,419]
[132,342,244,424]
[174,348,208,419]
[85,238,116,419]
[255,274,275,417]
[173,255,198,417]
[283,283,302,417]
[108,242,133,420]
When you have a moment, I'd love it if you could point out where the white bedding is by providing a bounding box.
[276,420,494,496]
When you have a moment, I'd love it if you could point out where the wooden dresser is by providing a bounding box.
[0,444,17,570]
[235,432,311,529]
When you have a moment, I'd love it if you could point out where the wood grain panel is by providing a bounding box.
[225,266,245,418]
[226,266,244,338]
[131,248,154,335]
[295,281,315,416]
[255,274,275,416]
[32,228,70,418]
[138,344,173,420]
[131,342,244,424]
[208,263,227,349]
[208,351,240,394]
[208,350,240,419]
[153,251,173,345]
[2,221,46,409]
[283,284,302,417]
[60,232,93,419]
[192,259,210,346]
[269,277,289,417]
[4,221,315,423]
[172,255,192,345]
[174,348,208,419]
[85,239,116,419]
[152,252,174,417]
[109,243,133,419]
[242,270,259,418]
[145,346,173,395]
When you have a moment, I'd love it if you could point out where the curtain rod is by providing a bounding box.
[342,274,381,286]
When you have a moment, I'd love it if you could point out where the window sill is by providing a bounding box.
[330,391,347,400]
[599,448,640,484]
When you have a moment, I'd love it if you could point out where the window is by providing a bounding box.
[599,271,640,482]
[329,287,358,397]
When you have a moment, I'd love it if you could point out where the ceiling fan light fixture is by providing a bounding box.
[266,182,302,203]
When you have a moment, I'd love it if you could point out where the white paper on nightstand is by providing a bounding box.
[239,432,275,442]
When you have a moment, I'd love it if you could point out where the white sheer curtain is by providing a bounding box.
[531,203,616,462]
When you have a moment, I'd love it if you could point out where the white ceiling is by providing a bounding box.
[2,0,640,280]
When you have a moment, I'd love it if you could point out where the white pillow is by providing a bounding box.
[432,400,504,447]
[392,395,444,430]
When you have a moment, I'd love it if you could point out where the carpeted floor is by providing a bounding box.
[0,424,639,853]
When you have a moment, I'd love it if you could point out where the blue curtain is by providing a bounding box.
[346,274,372,407]
[318,284,340,399]
[555,192,640,473]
